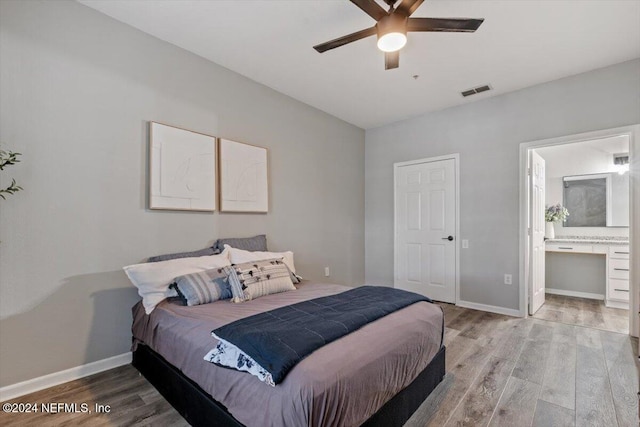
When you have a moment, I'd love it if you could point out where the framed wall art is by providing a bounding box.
[219,138,268,213]
[149,122,217,211]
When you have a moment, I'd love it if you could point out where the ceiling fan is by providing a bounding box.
[313,0,484,70]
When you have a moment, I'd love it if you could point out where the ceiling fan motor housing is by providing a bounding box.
[376,13,408,39]
[376,13,408,52]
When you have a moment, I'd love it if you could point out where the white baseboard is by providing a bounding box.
[545,288,604,300]
[0,352,131,402]
[456,300,522,317]
[605,300,629,310]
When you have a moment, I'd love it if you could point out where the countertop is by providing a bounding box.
[546,236,629,245]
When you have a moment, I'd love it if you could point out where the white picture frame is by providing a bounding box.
[149,122,217,211]
[219,138,269,213]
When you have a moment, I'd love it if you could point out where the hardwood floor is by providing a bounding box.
[1,304,637,427]
[531,293,629,334]
[407,303,639,427]
[0,364,187,427]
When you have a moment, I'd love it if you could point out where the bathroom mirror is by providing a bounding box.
[563,172,629,227]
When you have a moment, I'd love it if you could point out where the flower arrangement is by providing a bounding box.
[545,204,569,223]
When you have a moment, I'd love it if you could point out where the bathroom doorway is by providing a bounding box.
[519,125,638,336]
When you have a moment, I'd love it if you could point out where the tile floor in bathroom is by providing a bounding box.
[531,293,629,334]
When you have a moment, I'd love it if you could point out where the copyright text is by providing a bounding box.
[2,402,111,414]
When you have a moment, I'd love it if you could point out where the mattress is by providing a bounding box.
[132,282,444,427]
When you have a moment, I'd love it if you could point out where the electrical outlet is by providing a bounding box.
[462,239,469,249]
[504,274,512,285]
[324,267,330,277]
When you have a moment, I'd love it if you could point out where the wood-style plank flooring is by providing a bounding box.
[1,304,637,427]
[0,364,188,427]
[531,293,629,334]
[407,303,639,427]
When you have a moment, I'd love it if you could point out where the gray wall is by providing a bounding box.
[365,59,640,311]
[0,0,364,387]
[545,253,606,295]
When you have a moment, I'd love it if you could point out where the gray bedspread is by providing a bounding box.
[132,282,444,427]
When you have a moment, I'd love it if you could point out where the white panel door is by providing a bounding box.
[529,150,546,315]
[395,159,456,303]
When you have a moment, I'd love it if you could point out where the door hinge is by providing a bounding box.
[527,167,531,176]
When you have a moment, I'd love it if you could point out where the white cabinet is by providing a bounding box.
[545,242,629,309]
[607,245,630,308]
[609,245,630,260]
[545,243,593,254]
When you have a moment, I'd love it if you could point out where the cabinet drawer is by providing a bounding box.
[608,278,630,301]
[609,259,630,280]
[609,245,630,260]
[545,244,593,253]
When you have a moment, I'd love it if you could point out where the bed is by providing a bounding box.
[131,281,445,427]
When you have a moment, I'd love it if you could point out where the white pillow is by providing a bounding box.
[124,249,231,314]
[224,245,298,274]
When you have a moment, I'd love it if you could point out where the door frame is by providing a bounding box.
[518,125,639,337]
[393,153,460,304]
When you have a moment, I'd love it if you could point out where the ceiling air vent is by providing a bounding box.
[461,84,492,97]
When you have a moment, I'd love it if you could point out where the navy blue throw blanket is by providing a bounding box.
[212,286,432,385]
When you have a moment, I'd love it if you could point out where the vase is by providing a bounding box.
[545,222,555,240]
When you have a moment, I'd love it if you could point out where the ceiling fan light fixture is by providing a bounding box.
[376,14,407,52]
[312,1,484,70]
[377,32,407,52]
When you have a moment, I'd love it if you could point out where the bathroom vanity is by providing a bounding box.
[546,236,629,309]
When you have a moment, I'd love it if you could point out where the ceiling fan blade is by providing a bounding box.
[385,51,399,70]
[396,0,424,17]
[350,0,388,21]
[313,27,376,53]
[407,17,484,32]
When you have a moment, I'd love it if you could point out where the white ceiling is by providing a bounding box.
[538,135,629,156]
[579,135,629,155]
[79,0,640,129]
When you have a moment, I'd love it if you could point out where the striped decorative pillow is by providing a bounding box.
[228,259,296,302]
[172,266,236,306]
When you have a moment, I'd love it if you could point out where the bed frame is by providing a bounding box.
[132,344,445,427]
